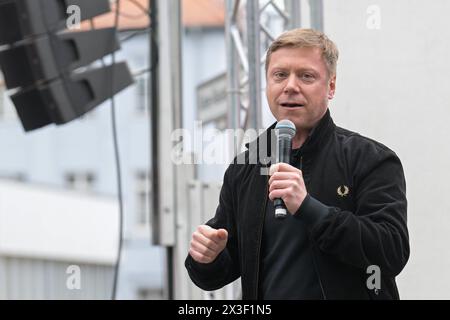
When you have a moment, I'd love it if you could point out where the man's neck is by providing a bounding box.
[292,130,311,149]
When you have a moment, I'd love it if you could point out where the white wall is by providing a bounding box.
[0,180,118,264]
[322,0,450,299]
[0,180,118,299]
[0,257,114,300]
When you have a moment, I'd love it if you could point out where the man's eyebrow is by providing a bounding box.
[269,65,319,73]
[269,66,288,71]
[297,67,319,73]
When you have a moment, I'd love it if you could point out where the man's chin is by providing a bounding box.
[275,115,306,126]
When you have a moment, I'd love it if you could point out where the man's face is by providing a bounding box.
[266,46,336,131]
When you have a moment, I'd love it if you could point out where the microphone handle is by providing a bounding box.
[274,136,292,219]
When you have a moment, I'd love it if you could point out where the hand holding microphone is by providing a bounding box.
[270,119,307,218]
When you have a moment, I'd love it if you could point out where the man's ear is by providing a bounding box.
[328,75,336,100]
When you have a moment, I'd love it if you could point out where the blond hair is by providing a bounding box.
[265,28,339,77]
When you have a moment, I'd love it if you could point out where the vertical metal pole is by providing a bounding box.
[152,0,183,300]
[170,0,183,301]
[225,0,241,130]
[246,0,262,130]
[286,0,302,29]
[310,0,324,31]
[171,2,183,136]
[150,0,160,249]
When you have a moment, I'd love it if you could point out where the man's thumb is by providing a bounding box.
[217,229,228,241]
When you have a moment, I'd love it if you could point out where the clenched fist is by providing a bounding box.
[189,225,228,264]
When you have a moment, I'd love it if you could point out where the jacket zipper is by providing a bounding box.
[254,157,327,300]
[311,243,327,300]
[254,163,269,299]
[301,156,327,300]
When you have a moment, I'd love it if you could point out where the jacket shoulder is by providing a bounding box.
[333,126,405,183]
[334,126,399,158]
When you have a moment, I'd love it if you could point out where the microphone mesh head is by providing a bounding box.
[275,119,296,138]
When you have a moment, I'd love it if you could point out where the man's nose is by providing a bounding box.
[283,74,300,94]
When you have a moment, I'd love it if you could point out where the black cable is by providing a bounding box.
[109,0,123,301]
[126,0,151,16]
[132,67,152,78]
[148,0,168,299]
[117,0,159,73]
[107,0,159,300]
[120,28,150,43]
[86,0,162,301]
[117,11,147,19]
[89,13,123,302]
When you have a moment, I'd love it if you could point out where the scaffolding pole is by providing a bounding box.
[246,0,263,130]
[151,0,183,300]
[225,0,241,130]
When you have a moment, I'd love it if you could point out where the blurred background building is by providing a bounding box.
[1,0,450,300]
[0,0,226,299]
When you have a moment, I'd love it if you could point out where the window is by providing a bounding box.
[0,172,27,182]
[64,172,96,192]
[135,170,150,226]
[136,287,163,300]
[135,76,148,114]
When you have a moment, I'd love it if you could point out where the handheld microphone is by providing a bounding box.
[274,119,296,219]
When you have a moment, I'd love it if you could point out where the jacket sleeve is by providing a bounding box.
[295,148,409,277]
[184,164,241,291]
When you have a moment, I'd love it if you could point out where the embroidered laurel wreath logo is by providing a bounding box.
[337,185,350,197]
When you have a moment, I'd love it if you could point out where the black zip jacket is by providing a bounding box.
[185,109,409,300]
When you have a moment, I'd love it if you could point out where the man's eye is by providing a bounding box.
[302,73,315,81]
[274,72,287,79]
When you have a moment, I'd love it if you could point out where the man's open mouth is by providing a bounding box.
[280,103,304,108]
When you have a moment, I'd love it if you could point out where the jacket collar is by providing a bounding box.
[244,109,335,164]
[294,108,335,154]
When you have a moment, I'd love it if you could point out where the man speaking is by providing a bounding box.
[185,28,409,299]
